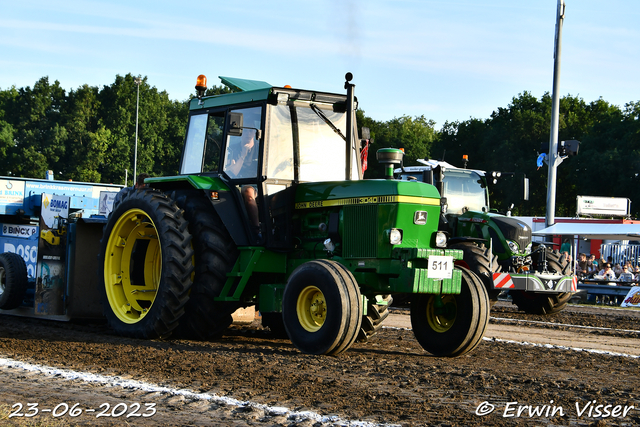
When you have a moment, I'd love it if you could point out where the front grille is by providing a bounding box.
[492,216,532,249]
[343,205,378,258]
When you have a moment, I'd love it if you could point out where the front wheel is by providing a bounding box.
[411,266,489,357]
[510,291,573,315]
[282,260,362,355]
[510,247,572,315]
[98,188,194,339]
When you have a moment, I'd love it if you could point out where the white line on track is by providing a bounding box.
[484,337,640,359]
[0,357,398,427]
[381,325,640,359]
[490,316,640,334]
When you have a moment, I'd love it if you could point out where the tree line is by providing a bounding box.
[1,74,638,217]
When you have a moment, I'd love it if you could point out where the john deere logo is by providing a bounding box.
[414,211,427,225]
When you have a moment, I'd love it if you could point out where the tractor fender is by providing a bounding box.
[210,189,251,246]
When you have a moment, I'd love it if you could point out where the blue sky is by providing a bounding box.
[1,0,638,129]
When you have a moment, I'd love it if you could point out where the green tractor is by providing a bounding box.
[98,73,489,356]
[396,158,576,315]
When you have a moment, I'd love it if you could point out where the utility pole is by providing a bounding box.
[545,0,566,228]
[134,77,142,185]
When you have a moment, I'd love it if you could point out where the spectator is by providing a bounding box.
[618,265,635,282]
[589,254,598,272]
[560,238,571,255]
[634,266,640,282]
[598,263,617,282]
[577,253,589,278]
[613,263,623,276]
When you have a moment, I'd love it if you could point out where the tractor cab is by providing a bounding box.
[397,160,490,216]
[159,74,363,248]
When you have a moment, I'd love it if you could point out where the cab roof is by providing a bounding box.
[395,159,486,177]
[189,76,349,111]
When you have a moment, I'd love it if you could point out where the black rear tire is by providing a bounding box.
[411,266,489,357]
[282,260,362,355]
[99,188,194,339]
[449,242,501,305]
[171,191,239,340]
[0,252,28,310]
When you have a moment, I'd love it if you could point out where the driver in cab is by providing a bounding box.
[225,130,258,178]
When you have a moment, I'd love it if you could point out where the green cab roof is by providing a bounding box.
[190,76,274,111]
[219,76,272,92]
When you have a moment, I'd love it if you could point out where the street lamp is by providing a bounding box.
[134,77,142,185]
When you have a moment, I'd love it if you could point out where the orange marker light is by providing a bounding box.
[400,148,405,153]
[462,154,469,161]
[284,84,292,88]
[195,75,207,99]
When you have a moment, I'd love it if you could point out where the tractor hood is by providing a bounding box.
[488,214,532,246]
[294,179,441,208]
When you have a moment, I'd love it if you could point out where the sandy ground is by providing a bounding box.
[0,301,639,426]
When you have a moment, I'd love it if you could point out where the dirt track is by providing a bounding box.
[1,302,639,426]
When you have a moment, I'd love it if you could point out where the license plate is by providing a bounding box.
[427,256,454,279]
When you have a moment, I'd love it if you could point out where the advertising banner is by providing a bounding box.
[35,193,69,315]
[620,286,640,308]
[577,196,630,217]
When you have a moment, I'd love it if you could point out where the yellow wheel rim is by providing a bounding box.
[104,208,161,324]
[296,286,327,332]
[426,295,457,333]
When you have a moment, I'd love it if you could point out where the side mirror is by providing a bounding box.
[227,112,243,137]
[440,197,448,214]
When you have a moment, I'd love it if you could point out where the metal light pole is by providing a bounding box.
[545,0,566,228]
[133,77,142,185]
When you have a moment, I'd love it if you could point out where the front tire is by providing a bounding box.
[99,188,194,339]
[510,291,573,315]
[282,260,362,355]
[411,266,489,357]
[510,247,572,315]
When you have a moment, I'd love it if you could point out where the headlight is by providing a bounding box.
[435,231,447,248]
[388,228,403,245]
[506,240,519,253]
[525,242,532,253]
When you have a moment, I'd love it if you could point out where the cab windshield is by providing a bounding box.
[442,169,489,214]
[267,103,358,182]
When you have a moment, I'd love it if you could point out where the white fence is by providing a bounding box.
[600,243,640,266]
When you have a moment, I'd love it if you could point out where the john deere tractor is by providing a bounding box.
[98,73,489,356]
[396,159,575,315]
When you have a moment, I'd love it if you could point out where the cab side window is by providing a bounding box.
[223,106,262,179]
[203,113,225,172]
